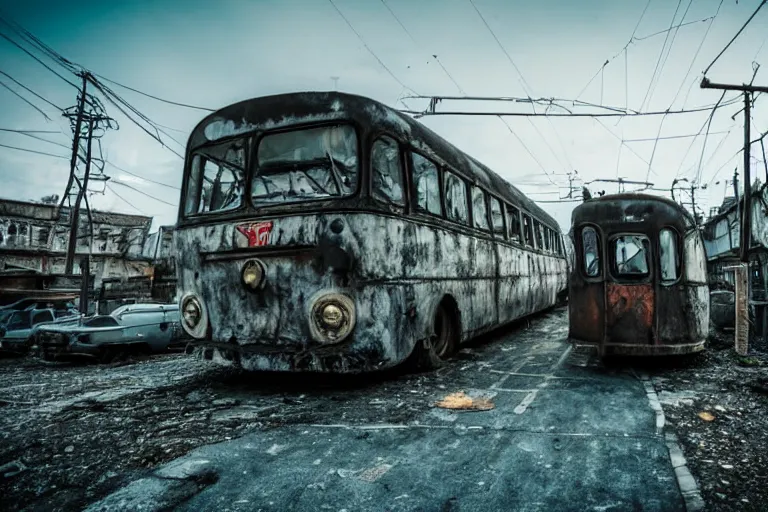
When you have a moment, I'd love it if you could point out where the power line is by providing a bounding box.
[0,68,64,110]
[647,0,693,108]
[105,160,180,190]
[703,0,768,76]
[0,129,70,150]
[497,116,557,186]
[0,128,60,134]
[110,180,177,207]
[433,55,466,95]
[467,0,533,95]
[91,73,215,112]
[0,141,68,158]
[639,0,683,112]
[676,0,724,109]
[0,31,78,88]
[105,183,145,215]
[623,131,729,142]
[632,15,715,41]
[327,0,417,94]
[0,77,52,121]
[694,90,727,183]
[594,118,660,177]
[379,0,417,45]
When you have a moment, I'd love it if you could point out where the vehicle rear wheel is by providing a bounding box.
[410,300,459,371]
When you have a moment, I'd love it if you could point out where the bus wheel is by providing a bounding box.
[411,300,459,371]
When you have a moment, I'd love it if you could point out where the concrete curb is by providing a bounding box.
[641,374,705,512]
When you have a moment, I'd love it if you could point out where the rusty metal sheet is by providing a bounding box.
[568,283,603,344]
[605,283,654,345]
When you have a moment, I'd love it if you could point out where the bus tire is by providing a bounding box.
[411,299,459,371]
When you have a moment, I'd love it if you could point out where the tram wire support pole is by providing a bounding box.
[59,72,87,215]
[64,117,95,275]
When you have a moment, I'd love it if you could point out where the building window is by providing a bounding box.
[611,234,650,279]
[508,205,521,243]
[490,197,506,237]
[659,228,680,283]
[444,170,468,224]
[471,186,490,231]
[411,153,441,216]
[582,226,600,277]
[371,136,404,205]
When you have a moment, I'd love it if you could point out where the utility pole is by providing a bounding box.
[59,73,87,213]
[64,118,94,273]
[700,77,768,262]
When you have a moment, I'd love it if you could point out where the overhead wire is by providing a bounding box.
[0,129,70,150]
[639,0,683,112]
[694,90,727,184]
[632,16,715,42]
[0,68,64,110]
[0,141,68,158]
[0,128,60,134]
[0,31,78,88]
[0,77,52,121]
[676,0,724,109]
[646,0,693,108]
[497,116,557,186]
[110,180,177,207]
[327,0,418,95]
[105,183,146,215]
[105,160,180,190]
[91,73,215,112]
[702,0,767,75]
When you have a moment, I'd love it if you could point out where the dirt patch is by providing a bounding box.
[642,330,768,512]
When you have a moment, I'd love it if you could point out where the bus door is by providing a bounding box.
[605,234,654,347]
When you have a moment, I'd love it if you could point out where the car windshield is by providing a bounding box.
[6,311,31,331]
[252,124,358,205]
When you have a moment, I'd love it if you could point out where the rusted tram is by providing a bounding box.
[568,193,709,356]
[175,91,568,373]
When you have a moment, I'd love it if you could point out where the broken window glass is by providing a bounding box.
[490,197,505,237]
[32,310,53,325]
[611,234,650,278]
[582,226,600,277]
[523,214,534,247]
[371,136,404,205]
[659,228,680,283]
[411,153,441,216]
[444,170,468,224]
[254,125,358,205]
[472,186,489,231]
[186,139,246,215]
[508,205,521,243]
[534,221,544,250]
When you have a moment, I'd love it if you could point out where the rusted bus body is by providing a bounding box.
[175,91,568,373]
[568,194,709,356]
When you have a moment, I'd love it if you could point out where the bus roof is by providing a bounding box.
[188,91,561,231]
[571,193,696,232]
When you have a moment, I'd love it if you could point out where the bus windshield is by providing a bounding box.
[252,124,358,205]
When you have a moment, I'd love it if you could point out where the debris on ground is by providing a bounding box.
[433,391,495,411]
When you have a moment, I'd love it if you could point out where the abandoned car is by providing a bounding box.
[0,303,80,354]
[568,193,709,356]
[34,303,184,360]
[175,91,569,373]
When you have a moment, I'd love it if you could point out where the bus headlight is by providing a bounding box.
[309,293,355,344]
[241,259,266,290]
[180,293,208,339]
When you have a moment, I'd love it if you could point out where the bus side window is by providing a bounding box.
[410,152,442,216]
[523,214,534,247]
[371,136,405,205]
[490,197,506,238]
[444,170,469,224]
[186,139,246,215]
[582,226,600,277]
[507,205,522,243]
[534,221,544,249]
[659,228,680,283]
[544,227,552,252]
[471,186,490,231]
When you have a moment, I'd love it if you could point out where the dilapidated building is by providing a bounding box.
[0,198,153,288]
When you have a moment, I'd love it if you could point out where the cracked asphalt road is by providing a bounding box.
[67,308,685,512]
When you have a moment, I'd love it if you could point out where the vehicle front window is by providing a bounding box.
[612,234,650,278]
[444,170,468,224]
[411,153,441,216]
[253,124,358,205]
[185,139,246,215]
[371,136,404,205]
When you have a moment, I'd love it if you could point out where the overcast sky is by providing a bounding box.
[0,0,766,232]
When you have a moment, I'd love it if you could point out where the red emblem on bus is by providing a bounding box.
[236,221,274,247]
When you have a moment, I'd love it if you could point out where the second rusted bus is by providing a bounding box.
[568,193,709,356]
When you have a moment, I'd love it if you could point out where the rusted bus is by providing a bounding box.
[174,91,568,373]
[568,193,709,356]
